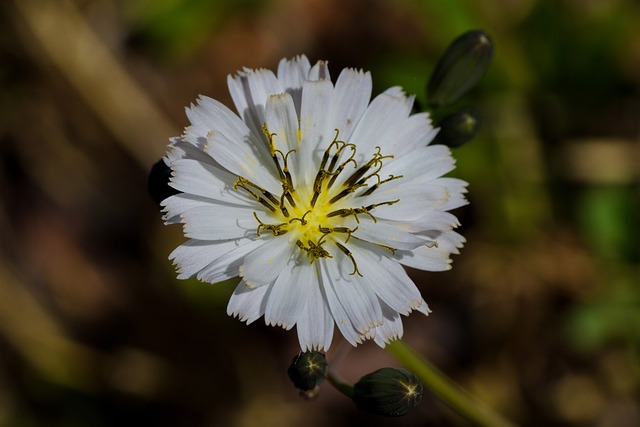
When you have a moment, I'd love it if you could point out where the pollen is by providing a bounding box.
[234,127,403,276]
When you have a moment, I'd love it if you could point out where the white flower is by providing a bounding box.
[162,55,467,351]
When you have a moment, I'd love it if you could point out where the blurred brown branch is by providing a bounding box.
[11,0,175,169]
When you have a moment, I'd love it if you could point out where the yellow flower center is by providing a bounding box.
[234,126,402,276]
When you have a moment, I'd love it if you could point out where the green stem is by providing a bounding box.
[386,340,519,427]
[326,338,355,398]
[327,371,354,398]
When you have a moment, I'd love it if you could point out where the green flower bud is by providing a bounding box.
[287,351,328,392]
[352,368,423,417]
[428,30,494,107]
[434,108,481,147]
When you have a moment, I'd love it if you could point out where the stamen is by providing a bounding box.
[275,148,297,207]
[326,150,357,189]
[253,212,288,236]
[341,163,372,190]
[309,134,357,206]
[342,146,393,189]
[289,210,312,225]
[318,131,344,172]
[318,225,358,244]
[262,125,291,188]
[279,191,291,218]
[261,124,300,215]
[335,242,362,277]
[377,244,397,254]
[326,207,375,223]
[234,176,278,212]
[310,169,329,208]
[364,199,400,212]
[326,200,398,223]
[359,174,403,197]
[328,182,368,204]
[354,160,385,187]
[235,124,403,281]
[297,237,333,264]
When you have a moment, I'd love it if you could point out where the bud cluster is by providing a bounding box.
[426,29,494,148]
[287,352,423,417]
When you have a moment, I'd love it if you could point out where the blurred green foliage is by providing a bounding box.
[125,0,263,59]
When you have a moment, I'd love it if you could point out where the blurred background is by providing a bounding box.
[1,0,639,425]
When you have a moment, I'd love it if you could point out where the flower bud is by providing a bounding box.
[287,351,328,392]
[352,368,423,417]
[428,30,494,107]
[434,108,481,147]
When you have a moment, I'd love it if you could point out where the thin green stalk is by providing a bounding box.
[386,340,519,427]
[327,372,354,398]
[326,338,354,397]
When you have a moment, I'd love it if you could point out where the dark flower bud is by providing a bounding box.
[352,368,423,417]
[428,30,494,107]
[434,108,481,148]
[148,158,178,205]
[287,351,328,392]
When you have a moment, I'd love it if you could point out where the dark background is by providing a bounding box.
[1,0,639,426]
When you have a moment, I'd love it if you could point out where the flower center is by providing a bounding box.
[233,126,402,276]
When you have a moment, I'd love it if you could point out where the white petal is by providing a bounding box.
[354,218,426,250]
[204,131,281,195]
[349,240,428,315]
[393,244,454,272]
[168,159,253,205]
[296,270,334,351]
[358,181,462,222]
[387,112,438,157]
[401,211,461,233]
[227,68,283,137]
[197,238,265,283]
[348,88,412,164]
[160,193,206,225]
[298,79,334,182]
[264,93,301,181]
[239,237,295,287]
[383,145,455,185]
[319,260,364,346]
[264,258,313,330]
[414,230,466,255]
[327,68,372,141]
[227,280,272,324]
[164,138,184,164]
[166,137,214,164]
[373,302,404,347]
[277,55,311,115]
[308,60,331,81]
[162,194,210,224]
[320,248,383,335]
[186,95,251,143]
[169,238,251,280]
[181,205,257,240]
[265,93,299,151]
[436,178,469,211]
